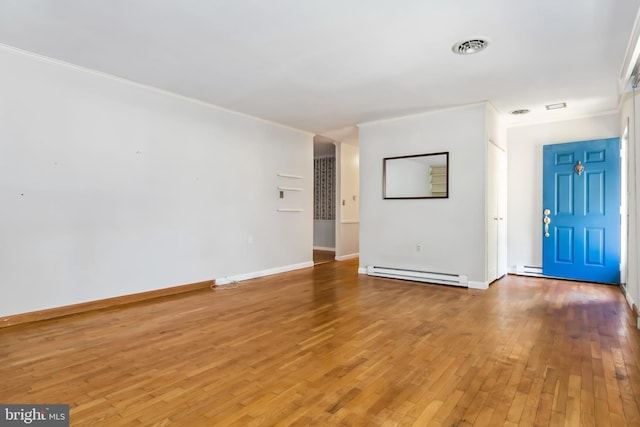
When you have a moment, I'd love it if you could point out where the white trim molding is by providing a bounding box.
[313,246,336,251]
[624,289,636,313]
[336,253,359,261]
[216,261,314,285]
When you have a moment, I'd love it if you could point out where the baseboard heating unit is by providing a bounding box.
[515,265,543,277]
[365,266,468,287]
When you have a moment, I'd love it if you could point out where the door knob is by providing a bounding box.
[543,209,551,237]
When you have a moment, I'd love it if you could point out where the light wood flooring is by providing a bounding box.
[1,259,639,426]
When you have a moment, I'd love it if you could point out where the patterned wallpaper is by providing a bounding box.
[314,157,336,220]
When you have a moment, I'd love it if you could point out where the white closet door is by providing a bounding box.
[488,143,507,282]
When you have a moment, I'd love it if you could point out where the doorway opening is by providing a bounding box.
[313,138,336,265]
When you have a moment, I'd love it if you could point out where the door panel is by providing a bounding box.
[556,172,574,214]
[585,228,604,265]
[555,226,574,263]
[586,171,604,214]
[542,138,620,284]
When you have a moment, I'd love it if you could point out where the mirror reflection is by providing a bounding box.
[383,152,449,199]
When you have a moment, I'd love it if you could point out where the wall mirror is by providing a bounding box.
[383,152,449,199]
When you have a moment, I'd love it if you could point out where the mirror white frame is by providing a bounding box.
[383,152,449,199]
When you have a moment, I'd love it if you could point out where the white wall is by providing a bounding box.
[0,46,313,317]
[359,103,487,282]
[506,113,620,273]
[620,93,640,321]
[336,142,359,259]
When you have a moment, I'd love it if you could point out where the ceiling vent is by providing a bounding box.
[452,39,489,55]
[545,102,566,110]
[511,109,530,115]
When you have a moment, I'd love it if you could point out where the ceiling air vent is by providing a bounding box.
[452,39,489,55]
[511,109,530,115]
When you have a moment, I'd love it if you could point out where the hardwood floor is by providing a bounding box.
[313,249,336,265]
[1,259,639,426]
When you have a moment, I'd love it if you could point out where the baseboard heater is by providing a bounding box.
[516,265,543,277]
[365,266,468,287]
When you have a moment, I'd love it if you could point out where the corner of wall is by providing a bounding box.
[468,281,489,290]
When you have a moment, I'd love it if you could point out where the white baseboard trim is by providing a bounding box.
[336,253,359,261]
[468,281,489,290]
[215,261,314,285]
[623,285,634,307]
[358,267,367,275]
[313,246,336,251]
[621,284,638,319]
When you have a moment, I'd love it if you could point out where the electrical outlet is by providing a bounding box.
[416,244,422,252]
[279,191,284,199]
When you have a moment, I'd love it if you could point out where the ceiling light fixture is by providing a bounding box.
[452,39,489,55]
[510,109,530,115]
[546,102,567,110]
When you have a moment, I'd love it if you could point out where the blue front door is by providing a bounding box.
[542,138,620,284]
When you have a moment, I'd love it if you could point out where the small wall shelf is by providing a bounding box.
[277,173,303,179]
[277,173,303,211]
[278,186,303,191]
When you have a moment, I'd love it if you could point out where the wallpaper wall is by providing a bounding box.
[314,156,335,220]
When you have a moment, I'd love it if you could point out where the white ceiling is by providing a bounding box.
[1,0,639,137]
